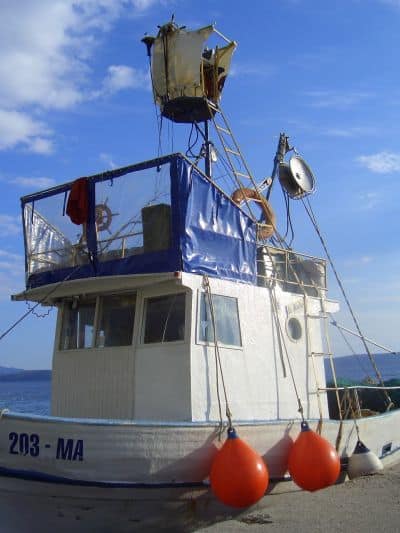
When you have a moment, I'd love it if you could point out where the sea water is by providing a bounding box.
[0,354,399,416]
[324,353,400,383]
[0,379,51,416]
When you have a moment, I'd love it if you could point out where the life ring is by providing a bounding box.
[231,187,276,239]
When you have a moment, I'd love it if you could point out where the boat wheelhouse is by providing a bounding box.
[0,18,399,533]
[14,153,333,424]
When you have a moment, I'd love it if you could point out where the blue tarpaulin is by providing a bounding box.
[23,154,257,289]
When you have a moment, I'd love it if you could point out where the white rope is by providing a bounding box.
[202,275,233,431]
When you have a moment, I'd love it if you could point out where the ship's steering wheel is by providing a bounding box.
[95,203,113,232]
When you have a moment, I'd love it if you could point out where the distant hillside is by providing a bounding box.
[0,368,51,381]
[0,366,24,376]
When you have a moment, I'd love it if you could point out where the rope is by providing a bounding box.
[302,197,393,410]
[329,315,373,381]
[0,265,83,343]
[269,285,305,421]
[202,275,233,431]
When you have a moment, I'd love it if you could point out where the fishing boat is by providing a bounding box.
[0,19,399,532]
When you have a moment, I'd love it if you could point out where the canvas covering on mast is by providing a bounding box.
[152,25,214,102]
[149,22,236,122]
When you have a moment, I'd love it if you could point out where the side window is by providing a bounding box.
[59,293,136,350]
[96,295,136,347]
[143,293,186,343]
[60,298,96,350]
[199,293,241,347]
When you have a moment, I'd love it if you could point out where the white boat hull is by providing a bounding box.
[0,410,399,531]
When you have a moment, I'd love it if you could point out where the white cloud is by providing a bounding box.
[100,65,149,95]
[0,109,53,153]
[322,126,377,138]
[357,151,400,173]
[230,62,275,79]
[0,0,163,153]
[305,90,372,109]
[11,177,56,189]
[356,192,380,211]
[0,250,24,300]
[26,138,54,155]
[99,153,117,169]
[0,215,20,237]
[342,255,374,268]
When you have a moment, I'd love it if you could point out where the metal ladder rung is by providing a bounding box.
[207,101,219,112]
[207,101,257,186]
[309,351,332,357]
[216,125,231,135]
[225,147,240,156]
[307,314,328,319]
[234,171,251,179]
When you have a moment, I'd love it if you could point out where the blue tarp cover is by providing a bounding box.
[23,154,257,288]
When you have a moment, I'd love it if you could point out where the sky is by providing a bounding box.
[0,0,399,369]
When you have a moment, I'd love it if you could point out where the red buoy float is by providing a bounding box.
[288,421,340,492]
[210,427,269,508]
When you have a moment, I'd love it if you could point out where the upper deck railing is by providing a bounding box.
[256,245,327,296]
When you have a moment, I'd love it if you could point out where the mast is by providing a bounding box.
[143,20,236,181]
[204,120,212,178]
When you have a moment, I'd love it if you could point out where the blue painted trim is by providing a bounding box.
[0,466,205,489]
[0,466,291,488]
[3,410,400,427]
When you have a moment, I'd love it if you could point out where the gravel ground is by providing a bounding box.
[194,462,400,533]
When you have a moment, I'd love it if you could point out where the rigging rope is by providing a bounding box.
[203,275,233,431]
[268,283,305,422]
[0,265,83,343]
[302,197,393,410]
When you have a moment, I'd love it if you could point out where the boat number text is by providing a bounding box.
[8,432,84,461]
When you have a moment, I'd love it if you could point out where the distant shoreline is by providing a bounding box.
[0,370,51,382]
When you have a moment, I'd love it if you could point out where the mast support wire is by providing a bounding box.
[302,197,393,410]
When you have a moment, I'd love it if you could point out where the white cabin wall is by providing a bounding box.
[183,274,329,423]
[52,346,135,419]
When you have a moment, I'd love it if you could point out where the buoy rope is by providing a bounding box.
[202,275,233,431]
[346,388,361,440]
[0,265,83,343]
[302,197,393,410]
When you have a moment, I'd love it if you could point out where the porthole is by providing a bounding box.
[286,317,302,341]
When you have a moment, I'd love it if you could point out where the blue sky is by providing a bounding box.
[0,0,399,368]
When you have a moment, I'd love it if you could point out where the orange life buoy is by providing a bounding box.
[231,187,276,239]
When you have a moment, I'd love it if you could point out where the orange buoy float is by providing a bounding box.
[288,421,340,492]
[210,427,269,508]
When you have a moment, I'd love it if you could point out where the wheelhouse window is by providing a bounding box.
[143,293,186,343]
[60,298,96,350]
[96,295,136,347]
[59,294,136,350]
[199,293,241,347]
